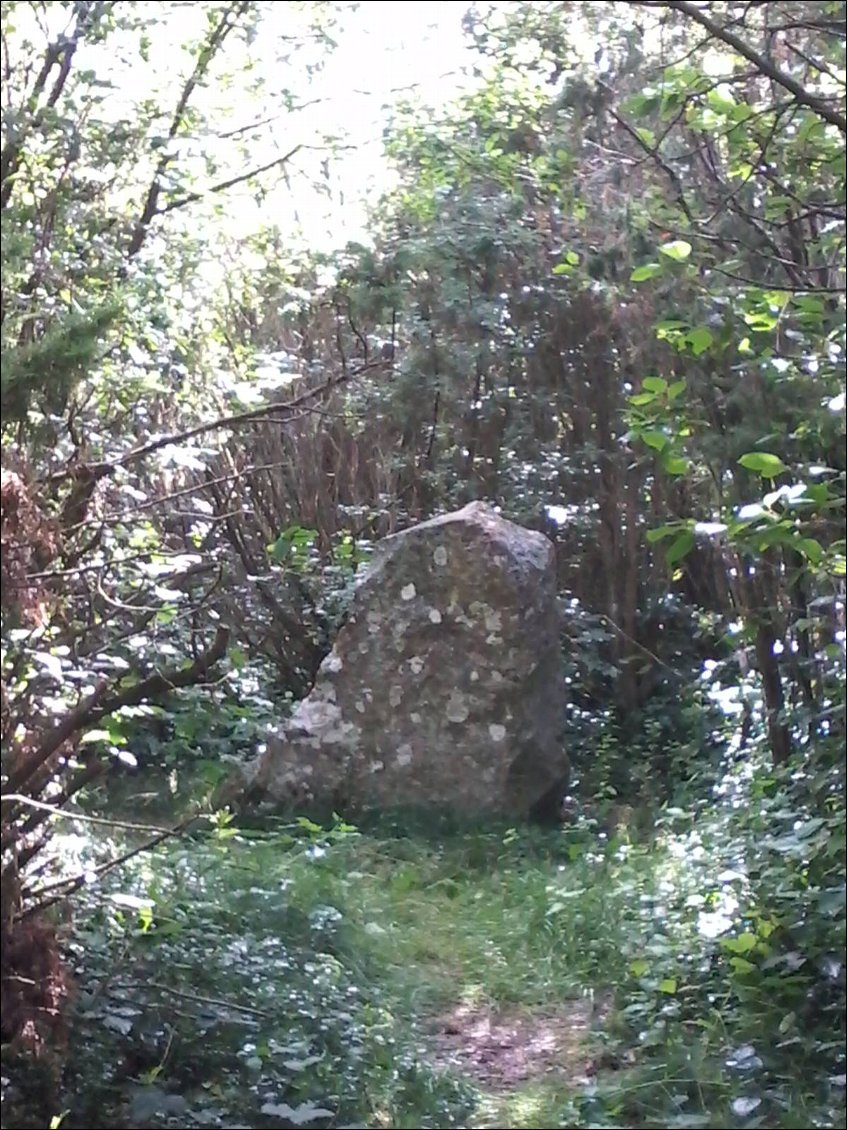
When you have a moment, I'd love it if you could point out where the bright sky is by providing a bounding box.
[6,0,477,250]
[7,1,685,257]
[271,1,476,249]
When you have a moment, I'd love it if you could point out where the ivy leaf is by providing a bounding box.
[658,977,678,994]
[34,651,64,680]
[659,240,692,261]
[630,958,650,977]
[283,1054,325,1071]
[129,1088,188,1122]
[731,1096,761,1118]
[656,319,688,336]
[738,452,788,478]
[721,932,757,954]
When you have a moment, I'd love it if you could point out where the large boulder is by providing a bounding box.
[237,502,568,819]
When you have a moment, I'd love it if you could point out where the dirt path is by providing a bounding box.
[429,996,604,1092]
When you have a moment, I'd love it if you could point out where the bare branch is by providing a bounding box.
[157,147,301,216]
[647,0,847,133]
[40,358,387,487]
[21,812,203,918]
[1,796,175,835]
[127,0,253,256]
[91,626,231,722]
[0,1,114,208]
[3,679,110,796]
[3,628,230,817]
[599,84,694,222]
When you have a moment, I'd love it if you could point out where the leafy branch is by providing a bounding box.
[40,358,389,486]
[649,0,847,133]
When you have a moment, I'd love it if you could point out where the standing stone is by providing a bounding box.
[239,502,568,819]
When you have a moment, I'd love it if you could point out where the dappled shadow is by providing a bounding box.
[428,998,602,1092]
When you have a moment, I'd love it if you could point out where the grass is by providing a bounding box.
[2,791,844,1130]
[278,820,620,1010]
[260,814,626,1125]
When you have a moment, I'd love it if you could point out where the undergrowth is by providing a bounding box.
[1,744,844,1130]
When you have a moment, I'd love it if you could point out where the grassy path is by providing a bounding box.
[4,802,843,1129]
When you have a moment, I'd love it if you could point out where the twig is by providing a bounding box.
[40,360,384,487]
[597,614,683,677]
[0,795,175,835]
[21,812,203,918]
[647,0,847,133]
[158,147,301,215]
[120,982,270,1018]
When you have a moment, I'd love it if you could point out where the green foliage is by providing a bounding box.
[1,3,844,1128]
[26,815,479,1130]
[0,300,123,423]
[5,749,843,1129]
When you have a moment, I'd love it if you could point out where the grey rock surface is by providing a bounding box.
[239,502,568,818]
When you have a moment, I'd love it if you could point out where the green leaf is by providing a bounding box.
[738,452,788,478]
[667,379,686,401]
[731,1097,761,1118]
[631,262,663,281]
[79,729,113,744]
[260,1102,336,1125]
[659,240,692,261]
[646,525,680,543]
[640,429,670,451]
[686,326,713,355]
[729,957,756,974]
[624,91,661,116]
[296,816,325,835]
[658,977,678,994]
[797,537,824,564]
[630,958,650,977]
[642,376,668,394]
[721,932,757,954]
[656,319,689,335]
[707,85,737,113]
[661,452,690,476]
[665,529,695,565]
